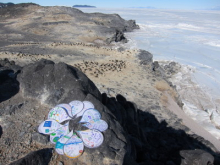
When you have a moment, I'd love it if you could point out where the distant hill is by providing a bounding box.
[131,6,156,9]
[73,5,96,8]
[211,6,220,10]
[0,2,14,8]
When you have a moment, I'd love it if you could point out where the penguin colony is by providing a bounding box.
[0,51,51,62]
[8,42,138,58]
[49,42,138,56]
[73,60,127,78]
[11,42,41,46]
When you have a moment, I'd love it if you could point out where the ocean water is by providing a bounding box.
[79,8,220,140]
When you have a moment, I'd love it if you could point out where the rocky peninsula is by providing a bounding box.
[0,3,220,165]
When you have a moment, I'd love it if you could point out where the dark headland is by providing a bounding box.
[0,3,220,165]
[0,2,14,8]
[73,5,96,8]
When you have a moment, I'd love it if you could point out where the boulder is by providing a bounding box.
[17,59,101,106]
[180,149,214,165]
[137,50,153,66]
[106,30,128,44]
[15,59,133,165]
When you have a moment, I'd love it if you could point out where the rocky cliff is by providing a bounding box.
[0,2,14,8]
[0,3,138,46]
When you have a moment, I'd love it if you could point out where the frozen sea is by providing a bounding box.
[79,8,220,140]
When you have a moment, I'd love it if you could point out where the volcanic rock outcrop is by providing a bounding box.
[0,59,219,165]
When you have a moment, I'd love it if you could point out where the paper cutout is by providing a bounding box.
[83,119,108,132]
[77,129,104,148]
[50,122,69,144]
[64,133,84,158]
[38,119,61,134]
[80,109,101,123]
[55,131,73,155]
[57,104,72,117]
[76,101,94,117]
[69,100,84,116]
[48,106,71,123]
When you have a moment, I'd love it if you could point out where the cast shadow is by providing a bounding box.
[0,125,2,138]
[101,93,220,165]
[9,148,53,165]
[0,69,20,103]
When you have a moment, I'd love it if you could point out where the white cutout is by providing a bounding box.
[69,100,84,117]
[55,131,73,155]
[57,104,72,117]
[64,133,84,158]
[77,129,104,148]
[38,119,61,134]
[76,101,94,117]
[50,122,69,144]
[48,106,71,123]
[83,119,108,132]
[80,109,101,123]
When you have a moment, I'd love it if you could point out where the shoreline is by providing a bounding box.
[165,93,220,152]
[156,60,220,141]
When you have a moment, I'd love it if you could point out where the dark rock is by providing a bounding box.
[17,59,101,106]
[180,149,214,165]
[4,137,11,146]
[153,61,160,71]
[31,133,49,145]
[0,58,22,74]
[9,148,53,165]
[126,20,140,31]
[106,30,128,44]
[137,50,153,66]
[0,104,23,116]
[162,61,181,76]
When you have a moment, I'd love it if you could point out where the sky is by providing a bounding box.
[1,0,220,9]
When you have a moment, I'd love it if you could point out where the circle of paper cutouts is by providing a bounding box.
[80,109,101,123]
[76,101,94,117]
[69,100,84,117]
[63,133,84,158]
[83,119,108,132]
[48,106,71,123]
[38,100,108,159]
[50,122,69,144]
[55,131,74,155]
[57,104,72,117]
[38,119,61,134]
[77,129,104,148]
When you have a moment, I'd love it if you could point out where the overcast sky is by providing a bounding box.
[1,0,220,9]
